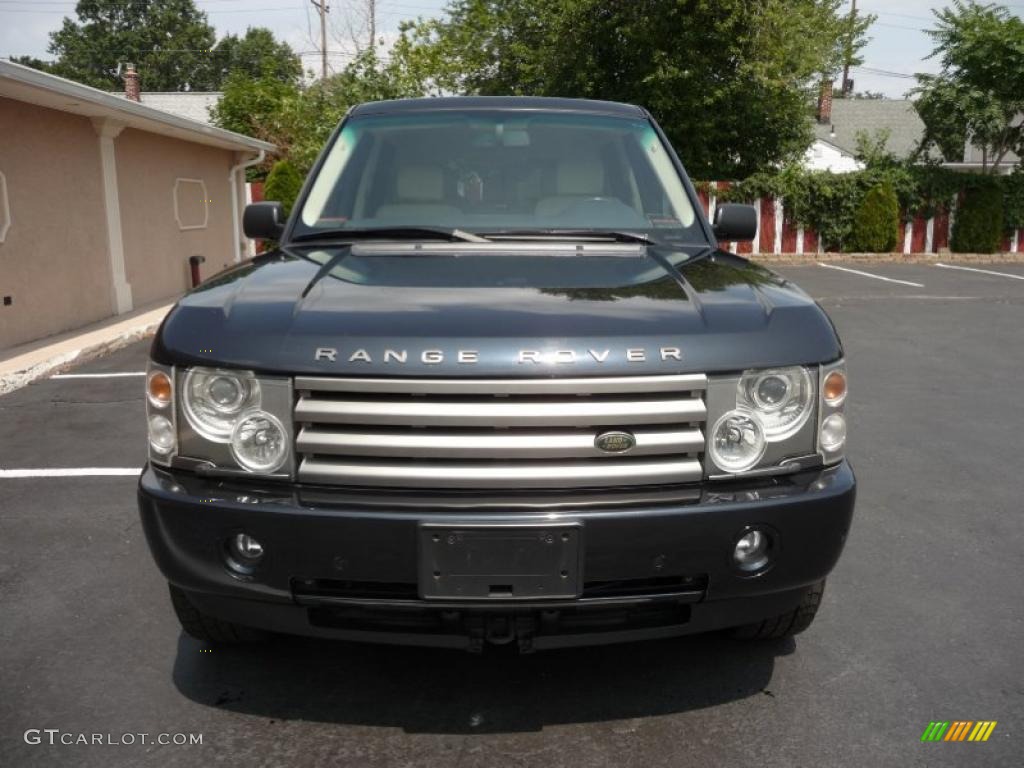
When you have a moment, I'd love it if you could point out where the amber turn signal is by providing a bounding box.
[823,370,847,406]
[147,371,172,408]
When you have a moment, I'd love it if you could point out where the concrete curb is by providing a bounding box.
[751,252,1024,266]
[0,305,170,396]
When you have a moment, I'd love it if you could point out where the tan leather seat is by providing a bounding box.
[535,159,606,218]
[375,165,461,223]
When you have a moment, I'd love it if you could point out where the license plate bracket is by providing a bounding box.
[419,523,582,600]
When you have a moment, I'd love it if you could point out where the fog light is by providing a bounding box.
[733,529,772,572]
[225,533,264,576]
[820,412,847,452]
[148,414,175,454]
[231,533,264,562]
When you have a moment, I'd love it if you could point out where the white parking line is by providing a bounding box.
[51,372,145,379]
[817,262,925,288]
[935,263,1024,281]
[0,468,141,478]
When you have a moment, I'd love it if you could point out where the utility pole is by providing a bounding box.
[368,0,376,49]
[311,0,329,79]
[841,0,856,96]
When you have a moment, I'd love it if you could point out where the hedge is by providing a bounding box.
[951,186,1004,253]
[717,165,1024,252]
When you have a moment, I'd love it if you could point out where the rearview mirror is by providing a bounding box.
[243,202,285,240]
[712,204,757,242]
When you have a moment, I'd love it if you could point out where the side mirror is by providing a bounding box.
[712,204,757,242]
[243,201,285,240]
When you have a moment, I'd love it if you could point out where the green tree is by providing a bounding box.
[850,182,900,252]
[263,159,304,215]
[18,2,301,92]
[210,27,302,86]
[212,48,426,175]
[211,74,301,147]
[33,0,217,91]
[389,0,874,178]
[913,1,1024,173]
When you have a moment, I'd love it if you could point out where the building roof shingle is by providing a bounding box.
[813,99,927,160]
[125,92,222,125]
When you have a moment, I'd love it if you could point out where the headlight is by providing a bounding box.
[146,362,176,466]
[818,360,848,464]
[737,366,814,441]
[148,414,175,454]
[820,413,847,452]
[182,367,261,441]
[709,409,766,473]
[230,410,289,472]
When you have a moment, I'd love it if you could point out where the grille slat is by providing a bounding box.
[299,457,703,489]
[294,373,706,395]
[295,396,705,428]
[294,375,707,489]
[296,426,704,459]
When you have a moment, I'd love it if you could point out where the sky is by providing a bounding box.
[1,0,1022,98]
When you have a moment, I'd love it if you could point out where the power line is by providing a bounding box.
[853,66,917,80]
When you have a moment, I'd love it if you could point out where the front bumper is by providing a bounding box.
[138,461,855,650]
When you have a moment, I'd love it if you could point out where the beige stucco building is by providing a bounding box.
[0,61,274,350]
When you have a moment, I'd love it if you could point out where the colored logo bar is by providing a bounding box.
[921,721,997,742]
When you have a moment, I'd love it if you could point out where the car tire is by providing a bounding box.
[732,579,825,640]
[168,584,267,643]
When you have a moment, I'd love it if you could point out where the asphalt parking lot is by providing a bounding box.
[1,261,1022,767]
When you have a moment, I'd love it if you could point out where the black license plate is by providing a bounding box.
[419,523,582,600]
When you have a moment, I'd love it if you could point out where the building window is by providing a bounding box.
[174,178,209,230]
[0,171,10,243]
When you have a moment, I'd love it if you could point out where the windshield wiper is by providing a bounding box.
[291,226,490,244]
[479,229,661,246]
[299,244,353,298]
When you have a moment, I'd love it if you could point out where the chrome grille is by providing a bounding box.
[293,374,706,489]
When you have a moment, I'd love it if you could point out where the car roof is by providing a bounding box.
[349,96,647,118]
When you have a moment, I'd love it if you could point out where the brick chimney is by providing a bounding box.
[816,78,833,124]
[123,62,140,102]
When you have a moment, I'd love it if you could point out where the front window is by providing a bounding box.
[296,110,701,240]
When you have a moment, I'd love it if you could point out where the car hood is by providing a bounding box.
[154,245,841,376]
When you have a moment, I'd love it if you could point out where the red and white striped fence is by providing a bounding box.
[698,181,1022,255]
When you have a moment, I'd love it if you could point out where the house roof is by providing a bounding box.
[123,92,222,125]
[813,99,927,160]
[0,60,272,153]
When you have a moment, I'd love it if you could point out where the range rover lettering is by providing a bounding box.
[138,97,855,652]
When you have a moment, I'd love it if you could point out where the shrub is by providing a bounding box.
[263,159,304,216]
[849,182,900,252]
[951,186,1004,253]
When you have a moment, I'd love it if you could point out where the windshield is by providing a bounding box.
[295,110,703,241]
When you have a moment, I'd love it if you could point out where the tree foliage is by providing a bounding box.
[263,159,304,216]
[212,49,424,175]
[206,27,303,86]
[850,182,900,252]
[385,0,873,178]
[913,1,1024,172]
[15,1,300,92]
